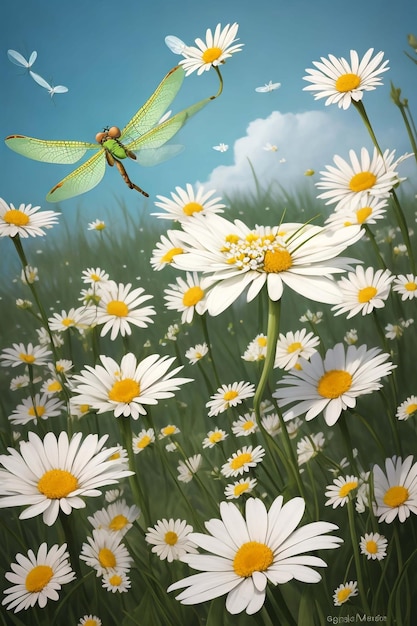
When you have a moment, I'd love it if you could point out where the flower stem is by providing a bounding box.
[118,416,150,527]
[347,498,370,613]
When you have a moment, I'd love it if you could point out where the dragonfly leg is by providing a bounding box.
[113,157,149,197]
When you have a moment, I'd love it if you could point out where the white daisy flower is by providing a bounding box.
[316,147,410,211]
[274,343,396,426]
[396,396,417,421]
[0,198,59,238]
[299,309,323,324]
[0,431,133,526]
[297,432,325,466]
[213,143,229,152]
[48,307,92,332]
[80,528,132,576]
[344,329,358,345]
[325,475,359,508]
[81,267,110,286]
[164,272,209,323]
[36,327,64,348]
[159,424,181,439]
[332,266,393,318]
[185,343,209,365]
[168,495,342,615]
[88,219,106,231]
[88,499,140,537]
[179,23,243,76]
[373,455,417,523]
[153,183,225,222]
[256,81,281,93]
[173,214,363,316]
[221,445,265,478]
[392,274,417,300]
[150,230,185,271]
[303,48,389,109]
[263,143,278,152]
[20,264,38,284]
[145,518,197,562]
[242,334,268,362]
[261,413,281,437]
[231,413,258,437]
[224,477,257,499]
[105,489,124,504]
[9,374,30,390]
[333,581,358,606]
[202,427,228,448]
[70,352,192,419]
[102,570,131,593]
[8,393,64,425]
[325,197,388,228]
[206,381,255,417]
[274,329,320,370]
[360,532,388,560]
[132,428,155,454]
[78,616,102,626]
[0,342,52,368]
[2,543,75,613]
[177,455,202,483]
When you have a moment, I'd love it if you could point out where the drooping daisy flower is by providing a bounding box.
[373,455,417,523]
[81,267,110,286]
[231,413,258,436]
[0,198,59,238]
[303,48,389,110]
[145,518,197,562]
[179,23,243,76]
[206,381,255,417]
[297,432,326,466]
[132,428,155,454]
[333,581,358,606]
[274,343,396,426]
[163,272,209,323]
[396,396,417,421]
[80,529,132,577]
[173,213,363,316]
[0,431,133,526]
[332,266,393,318]
[325,196,388,228]
[221,445,265,478]
[87,499,140,537]
[70,352,192,419]
[360,532,388,560]
[224,477,257,499]
[2,543,75,613]
[242,334,268,362]
[316,147,410,211]
[8,393,64,426]
[0,342,52,368]
[325,475,359,508]
[168,496,342,615]
[202,427,228,448]
[153,184,225,222]
[102,570,131,593]
[150,230,185,271]
[392,274,417,301]
[177,455,202,483]
[185,342,209,365]
[274,329,320,370]
[78,616,102,626]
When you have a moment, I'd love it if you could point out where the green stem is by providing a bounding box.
[212,66,224,99]
[364,224,387,269]
[347,498,370,613]
[199,314,221,388]
[118,417,150,527]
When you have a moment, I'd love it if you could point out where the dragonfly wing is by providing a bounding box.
[134,144,184,167]
[120,65,185,144]
[46,150,106,202]
[5,135,97,164]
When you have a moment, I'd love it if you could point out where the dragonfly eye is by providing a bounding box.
[107,126,121,139]
[95,132,106,143]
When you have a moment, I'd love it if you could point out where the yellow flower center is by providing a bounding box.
[94,222,106,230]
[91,273,101,281]
[108,378,140,403]
[224,390,239,402]
[202,46,222,64]
[355,207,373,223]
[233,541,274,577]
[98,547,116,568]
[161,247,183,263]
[182,201,204,216]
[335,73,361,92]
[287,341,302,353]
[257,336,267,347]
[242,421,255,431]
[4,209,30,226]
[263,248,292,273]
[406,403,417,416]
[84,620,99,626]
[164,531,178,546]
[339,481,358,498]
[234,482,250,496]
[136,435,152,449]
[108,451,121,460]
[230,452,252,470]
[358,286,377,303]
[62,317,75,327]
[349,171,377,192]
[20,353,36,364]
[366,540,378,554]
[162,425,177,436]
[47,380,62,392]
[209,431,224,443]
[109,514,128,531]
[383,485,409,508]
[107,300,129,317]
[182,286,204,307]
[28,405,46,417]
[405,281,417,292]
[38,469,78,498]
[79,404,90,414]
[25,565,53,592]
[317,369,352,399]
[109,573,123,586]
[337,587,353,603]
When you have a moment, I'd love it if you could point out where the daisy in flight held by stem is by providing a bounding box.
[178,23,244,76]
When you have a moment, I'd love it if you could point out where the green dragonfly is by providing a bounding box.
[5,66,210,202]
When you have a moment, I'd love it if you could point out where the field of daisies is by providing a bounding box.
[1,23,417,626]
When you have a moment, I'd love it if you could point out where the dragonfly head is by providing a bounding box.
[96,126,121,144]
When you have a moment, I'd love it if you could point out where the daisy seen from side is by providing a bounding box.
[168,495,342,615]
[297,432,326,466]
[392,274,417,301]
[221,445,265,478]
[373,455,417,523]
[333,581,358,606]
[224,477,257,500]
[0,342,52,368]
[153,183,225,222]
[8,393,64,426]
[2,542,75,613]
[80,528,132,577]
[185,342,209,365]
[242,334,268,362]
[145,518,197,563]
[163,272,210,324]
[0,198,60,238]
[202,427,228,449]
[274,329,320,370]
[274,343,396,427]
[150,230,185,271]
[177,455,202,483]
[331,266,394,318]
[325,196,388,228]
[132,428,155,454]
[396,396,417,421]
[206,381,255,417]
[360,532,388,560]
[48,307,92,333]
[179,23,243,76]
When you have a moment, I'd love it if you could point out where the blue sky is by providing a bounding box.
[1,0,416,223]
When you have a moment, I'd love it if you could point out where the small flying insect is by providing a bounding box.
[5,66,210,202]
[7,49,37,70]
[255,81,281,93]
[29,71,69,97]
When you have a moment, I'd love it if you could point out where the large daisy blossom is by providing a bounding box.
[0,431,133,526]
[0,198,60,238]
[153,184,225,222]
[303,48,389,109]
[373,455,417,523]
[168,496,342,615]
[274,343,396,426]
[331,266,394,319]
[145,518,198,563]
[70,352,192,419]
[173,214,363,316]
[316,147,410,211]
[179,23,244,76]
[2,542,75,613]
